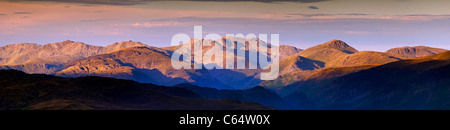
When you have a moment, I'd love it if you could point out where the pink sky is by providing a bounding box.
[1,0,450,51]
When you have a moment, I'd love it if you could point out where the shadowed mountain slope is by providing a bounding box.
[0,69,272,110]
[281,51,450,110]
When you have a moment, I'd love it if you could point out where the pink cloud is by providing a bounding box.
[391,15,450,21]
[129,22,186,28]
[0,1,238,35]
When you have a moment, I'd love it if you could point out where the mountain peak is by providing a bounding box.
[320,39,358,54]
[44,40,89,48]
[386,46,448,58]
[62,40,75,43]
[101,41,148,53]
[110,41,146,47]
[324,39,346,45]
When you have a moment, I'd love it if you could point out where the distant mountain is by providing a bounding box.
[298,40,358,64]
[281,51,450,109]
[56,46,233,89]
[162,37,302,89]
[261,40,445,89]
[1,39,450,110]
[0,38,302,90]
[263,40,401,88]
[0,43,41,65]
[0,58,65,74]
[0,40,101,65]
[0,69,272,110]
[2,39,448,91]
[99,40,149,53]
[279,45,302,60]
[386,46,448,59]
[278,40,357,75]
[0,40,147,74]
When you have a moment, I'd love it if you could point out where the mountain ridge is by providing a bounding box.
[386,46,448,59]
[56,46,234,89]
[1,39,448,91]
[1,39,450,110]
[280,51,450,109]
[0,40,149,74]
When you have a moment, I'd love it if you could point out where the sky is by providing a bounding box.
[0,0,450,51]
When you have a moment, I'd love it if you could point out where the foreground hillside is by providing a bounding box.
[0,69,273,110]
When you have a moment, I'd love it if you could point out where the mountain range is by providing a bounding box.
[0,40,148,74]
[1,38,303,89]
[4,38,441,90]
[261,40,447,88]
[1,38,449,109]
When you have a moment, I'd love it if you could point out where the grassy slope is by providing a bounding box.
[0,69,273,110]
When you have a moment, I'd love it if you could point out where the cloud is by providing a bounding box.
[79,19,114,22]
[339,13,372,16]
[0,14,7,15]
[182,0,329,3]
[14,12,32,14]
[288,13,373,17]
[284,13,450,22]
[392,14,450,21]
[10,0,142,5]
[287,13,331,17]
[115,21,187,28]
[308,6,319,9]
[11,0,329,5]
[404,14,450,16]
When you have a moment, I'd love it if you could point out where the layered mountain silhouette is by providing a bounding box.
[0,37,302,89]
[56,46,233,89]
[1,39,447,90]
[161,37,301,89]
[1,38,449,110]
